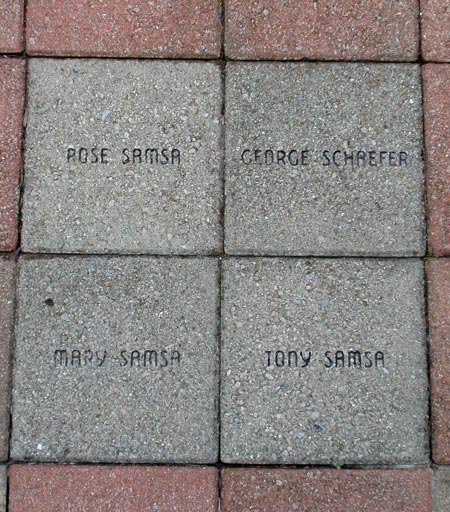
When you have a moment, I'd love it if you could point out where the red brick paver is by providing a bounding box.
[26,0,221,58]
[427,258,450,463]
[221,468,432,512]
[422,1,450,62]
[0,1,24,53]
[423,65,450,256]
[9,465,218,511]
[0,258,15,461]
[225,0,419,61]
[0,59,25,252]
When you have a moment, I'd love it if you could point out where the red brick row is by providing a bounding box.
[6,466,432,511]
[0,59,24,252]
[0,1,449,61]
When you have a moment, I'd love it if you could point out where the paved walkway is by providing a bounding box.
[0,1,449,510]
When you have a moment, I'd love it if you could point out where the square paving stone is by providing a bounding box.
[23,59,222,255]
[0,1,24,53]
[0,258,15,461]
[225,0,419,61]
[422,1,450,62]
[423,65,450,256]
[427,258,450,463]
[225,63,425,256]
[26,0,221,59]
[9,465,218,512]
[433,468,450,512]
[221,258,428,464]
[221,468,432,512]
[0,59,25,251]
[11,256,219,463]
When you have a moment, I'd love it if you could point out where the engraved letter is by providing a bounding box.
[54,350,68,367]
[300,351,312,367]
[375,351,385,368]
[66,148,76,162]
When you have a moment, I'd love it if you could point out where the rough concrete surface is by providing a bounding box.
[433,468,450,512]
[221,258,428,464]
[12,256,219,463]
[0,258,15,461]
[225,63,425,256]
[23,59,222,255]
[0,467,5,511]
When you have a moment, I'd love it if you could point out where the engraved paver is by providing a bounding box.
[423,65,450,255]
[221,258,428,464]
[225,0,419,61]
[221,468,432,512]
[427,258,450,463]
[23,59,222,255]
[0,59,25,251]
[422,1,450,62]
[0,1,24,53]
[11,256,219,463]
[225,63,424,256]
[9,465,218,512]
[0,258,15,461]
[26,0,221,58]
[433,468,450,512]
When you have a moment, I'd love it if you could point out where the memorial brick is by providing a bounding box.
[421,1,450,62]
[26,0,221,58]
[225,0,419,61]
[433,468,450,512]
[9,465,218,512]
[0,1,24,53]
[0,258,15,461]
[23,59,222,255]
[225,63,424,256]
[221,468,432,512]
[221,258,428,464]
[11,256,219,463]
[0,59,25,251]
[427,258,450,463]
[423,65,450,256]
